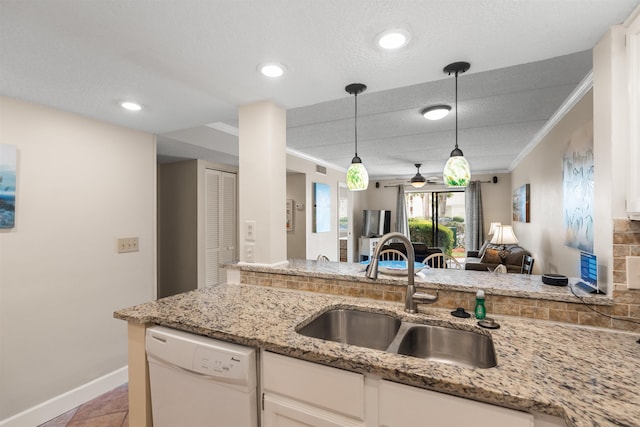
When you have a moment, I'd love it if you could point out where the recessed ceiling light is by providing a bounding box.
[421,105,451,120]
[259,63,286,78]
[121,101,142,111]
[376,29,410,50]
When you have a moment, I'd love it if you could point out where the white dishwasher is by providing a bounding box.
[145,326,258,427]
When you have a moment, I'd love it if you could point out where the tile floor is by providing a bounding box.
[38,384,128,427]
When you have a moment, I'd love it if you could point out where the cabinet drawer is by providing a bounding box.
[262,351,364,420]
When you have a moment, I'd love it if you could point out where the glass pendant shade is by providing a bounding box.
[346,158,369,191]
[442,61,471,188]
[345,83,368,191]
[443,154,471,187]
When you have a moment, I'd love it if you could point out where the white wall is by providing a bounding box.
[511,91,593,278]
[286,154,347,261]
[0,96,156,420]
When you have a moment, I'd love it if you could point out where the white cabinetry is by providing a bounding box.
[378,380,533,427]
[262,351,365,427]
[358,237,380,261]
[261,352,565,427]
[627,10,640,219]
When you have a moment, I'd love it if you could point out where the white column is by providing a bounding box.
[238,101,287,265]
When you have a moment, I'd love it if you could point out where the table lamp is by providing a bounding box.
[490,225,519,265]
[487,222,502,238]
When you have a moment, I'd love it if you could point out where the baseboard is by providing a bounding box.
[0,366,128,427]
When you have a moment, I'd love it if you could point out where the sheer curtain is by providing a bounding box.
[396,185,410,239]
[465,180,484,251]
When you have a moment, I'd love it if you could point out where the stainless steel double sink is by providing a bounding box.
[297,308,497,369]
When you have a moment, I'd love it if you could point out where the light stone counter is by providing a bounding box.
[228,259,612,305]
[115,283,640,427]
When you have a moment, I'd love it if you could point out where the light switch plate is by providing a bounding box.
[626,256,640,289]
[245,220,256,242]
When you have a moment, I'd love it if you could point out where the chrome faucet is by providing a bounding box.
[365,232,438,313]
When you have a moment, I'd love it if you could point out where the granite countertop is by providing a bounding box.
[229,259,613,305]
[114,283,639,427]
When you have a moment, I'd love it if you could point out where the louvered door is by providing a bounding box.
[205,169,237,287]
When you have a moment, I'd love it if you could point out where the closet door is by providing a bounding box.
[205,169,237,287]
[221,172,237,268]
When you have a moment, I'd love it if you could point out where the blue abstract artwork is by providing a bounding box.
[313,182,331,233]
[563,122,594,252]
[0,144,16,229]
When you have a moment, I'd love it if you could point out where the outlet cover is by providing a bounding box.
[117,237,139,253]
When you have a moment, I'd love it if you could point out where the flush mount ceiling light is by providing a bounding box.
[375,29,410,50]
[345,83,369,191]
[121,101,142,111]
[421,105,451,121]
[410,163,426,188]
[259,63,286,78]
[442,61,471,188]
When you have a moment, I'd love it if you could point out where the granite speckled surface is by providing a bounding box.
[115,283,640,427]
[229,259,613,305]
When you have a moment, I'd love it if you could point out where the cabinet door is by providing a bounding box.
[378,380,534,427]
[263,394,363,427]
[262,351,364,420]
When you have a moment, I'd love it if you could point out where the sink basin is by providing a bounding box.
[297,308,402,351]
[297,308,497,369]
[395,324,497,369]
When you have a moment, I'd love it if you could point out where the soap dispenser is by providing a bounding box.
[474,290,486,320]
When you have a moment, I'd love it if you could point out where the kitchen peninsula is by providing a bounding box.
[115,261,640,427]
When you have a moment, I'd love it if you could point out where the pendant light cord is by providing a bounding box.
[354,93,359,156]
[454,70,459,150]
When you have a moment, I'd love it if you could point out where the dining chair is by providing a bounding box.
[378,248,408,261]
[521,255,534,274]
[423,253,462,269]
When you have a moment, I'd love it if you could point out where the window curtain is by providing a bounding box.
[396,185,410,239]
[465,180,484,251]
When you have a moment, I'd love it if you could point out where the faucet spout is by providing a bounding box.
[364,232,438,313]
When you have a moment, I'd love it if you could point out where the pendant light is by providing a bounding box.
[410,163,426,188]
[345,83,369,191]
[442,61,471,188]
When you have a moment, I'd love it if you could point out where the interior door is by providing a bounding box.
[205,169,237,287]
[337,182,352,262]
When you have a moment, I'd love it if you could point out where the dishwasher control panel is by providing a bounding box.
[146,325,257,388]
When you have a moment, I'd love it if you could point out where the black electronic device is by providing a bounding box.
[542,274,568,286]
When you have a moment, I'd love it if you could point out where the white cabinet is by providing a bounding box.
[263,394,363,427]
[627,10,640,219]
[261,352,565,427]
[262,351,365,427]
[358,237,380,261]
[378,380,534,427]
[205,169,237,286]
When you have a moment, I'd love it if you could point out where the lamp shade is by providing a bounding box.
[488,222,502,236]
[346,159,369,191]
[490,225,519,245]
[443,155,471,187]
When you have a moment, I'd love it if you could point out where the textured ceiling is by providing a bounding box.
[1,0,638,179]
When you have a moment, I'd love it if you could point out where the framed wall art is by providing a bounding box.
[312,182,331,233]
[0,144,16,229]
[563,121,594,252]
[512,183,530,223]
